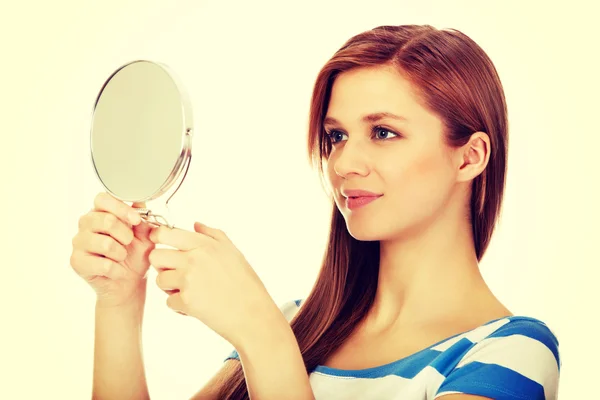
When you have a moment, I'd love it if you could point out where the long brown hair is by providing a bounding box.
[219,24,508,399]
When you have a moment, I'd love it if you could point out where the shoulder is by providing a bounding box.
[458,315,561,373]
[472,315,560,365]
[434,315,561,399]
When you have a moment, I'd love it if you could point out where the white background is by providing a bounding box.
[1,1,597,398]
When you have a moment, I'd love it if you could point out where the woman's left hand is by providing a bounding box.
[148,222,285,348]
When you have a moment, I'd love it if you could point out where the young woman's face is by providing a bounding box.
[324,65,461,241]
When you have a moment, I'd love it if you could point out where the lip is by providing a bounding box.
[342,189,382,198]
[345,195,381,210]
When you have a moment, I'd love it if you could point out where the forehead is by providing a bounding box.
[326,65,425,122]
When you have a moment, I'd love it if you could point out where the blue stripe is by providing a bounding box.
[312,335,479,379]
[430,337,477,376]
[314,348,445,379]
[436,362,545,400]
[294,299,303,307]
[489,317,560,370]
[224,349,239,362]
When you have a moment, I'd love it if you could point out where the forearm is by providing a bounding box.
[237,319,314,400]
[92,285,150,400]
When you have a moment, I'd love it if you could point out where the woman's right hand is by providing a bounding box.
[70,192,156,308]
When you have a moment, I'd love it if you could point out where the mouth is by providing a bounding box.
[345,195,382,210]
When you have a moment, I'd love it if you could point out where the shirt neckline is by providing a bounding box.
[312,314,542,377]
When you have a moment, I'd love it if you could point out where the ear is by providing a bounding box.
[456,131,491,182]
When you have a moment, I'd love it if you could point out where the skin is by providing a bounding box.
[324,64,512,339]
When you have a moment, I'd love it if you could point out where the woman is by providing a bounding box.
[70,24,560,399]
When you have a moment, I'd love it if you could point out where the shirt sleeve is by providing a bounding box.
[223,299,303,362]
[434,318,561,400]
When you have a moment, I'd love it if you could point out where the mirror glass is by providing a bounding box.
[90,60,193,227]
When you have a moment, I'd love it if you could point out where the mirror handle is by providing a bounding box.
[135,208,174,229]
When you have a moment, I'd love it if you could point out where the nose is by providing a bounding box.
[333,140,369,179]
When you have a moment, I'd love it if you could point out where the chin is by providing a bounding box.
[341,207,411,243]
[347,229,382,242]
[342,214,388,242]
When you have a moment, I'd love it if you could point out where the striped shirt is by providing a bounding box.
[225,299,561,399]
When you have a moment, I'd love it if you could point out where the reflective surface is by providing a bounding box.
[90,60,192,203]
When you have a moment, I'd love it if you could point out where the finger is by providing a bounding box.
[193,222,229,242]
[70,250,126,280]
[80,212,134,247]
[74,230,128,263]
[149,226,212,251]
[166,292,187,315]
[93,192,142,226]
[155,269,183,291]
[133,220,154,243]
[149,248,188,270]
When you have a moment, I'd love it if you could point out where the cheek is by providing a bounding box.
[388,148,455,204]
[413,150,452,180]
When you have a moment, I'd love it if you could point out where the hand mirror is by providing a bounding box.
[89,60,193,228]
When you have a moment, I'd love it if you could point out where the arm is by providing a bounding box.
[236,317,314,400]
[190,300,307,400]
[92,286,150,400]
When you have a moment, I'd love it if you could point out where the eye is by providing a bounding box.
[325,130,347,144]
[373,126,399,140]
[324,125,400,145]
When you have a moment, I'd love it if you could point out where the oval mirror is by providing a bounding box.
[89,60,193,228]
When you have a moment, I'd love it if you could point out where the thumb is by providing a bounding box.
[132,202,147,209]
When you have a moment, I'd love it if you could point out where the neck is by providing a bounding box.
[365,201,494,333]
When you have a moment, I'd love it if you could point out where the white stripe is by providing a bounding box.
[279,300,300,322]
[434,390,462,399]
[310,366,446,400]
[431,318,511,352]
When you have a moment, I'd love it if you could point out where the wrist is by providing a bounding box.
[96,280,148,314]
[236,308,294,357]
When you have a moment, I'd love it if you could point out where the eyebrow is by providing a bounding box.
[323,112,408,127]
